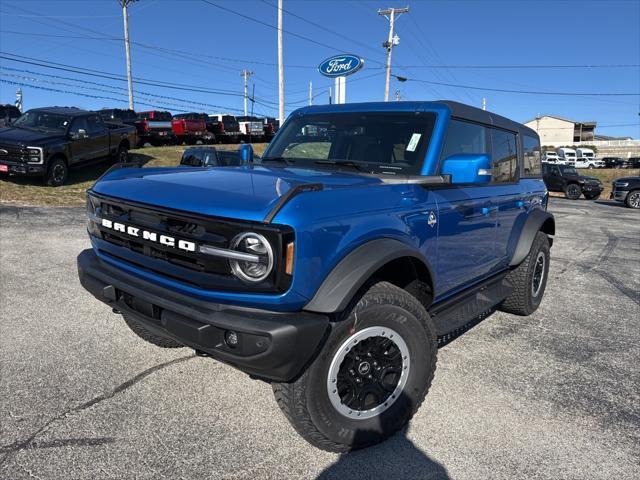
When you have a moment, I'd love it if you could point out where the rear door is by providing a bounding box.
[490,128,523,265]
[434,119,499,295]
[543,164,563,191]
[86,115,110,159]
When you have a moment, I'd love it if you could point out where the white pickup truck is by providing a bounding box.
[575,157,605,169]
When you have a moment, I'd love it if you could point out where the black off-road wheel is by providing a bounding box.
[625,190,640,209]
[272,281,437,453]
[564,183,582,200]
[114,144,129,163]
[500,231,550,316]
[44,157,68,187]
[122,314,184,348]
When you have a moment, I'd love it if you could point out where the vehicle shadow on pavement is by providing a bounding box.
[316,426,450,480]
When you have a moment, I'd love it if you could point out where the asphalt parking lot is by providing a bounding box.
[1,197,638,480]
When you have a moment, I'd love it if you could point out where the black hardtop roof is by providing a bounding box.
[438,100,538,137]
[29,106,90,116]
[295,100,539,138]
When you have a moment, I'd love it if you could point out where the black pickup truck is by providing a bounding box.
[0,107,137,186]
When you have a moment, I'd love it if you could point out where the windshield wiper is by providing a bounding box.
[261,156,293,165]
[314,160,368,172]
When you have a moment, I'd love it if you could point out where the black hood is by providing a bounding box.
[0,126,66,146]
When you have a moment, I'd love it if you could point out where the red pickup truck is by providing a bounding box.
[172,113,210,145]
[135,111,175,146]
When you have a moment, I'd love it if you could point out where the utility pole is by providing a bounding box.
[15,88,23,112]
[118,0,137,110]
[378,6,409,102]
[395,89,401,101]
[309,81,313,106]
[241,69,254,116]
[277,0,285,124]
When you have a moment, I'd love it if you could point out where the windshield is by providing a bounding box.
[560,165,578,175]
[264,112,436,175]
[13,111,70,132]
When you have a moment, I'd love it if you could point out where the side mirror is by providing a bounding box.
[70,129,88,140]
[239,143,254,163]
[441,153,492,184]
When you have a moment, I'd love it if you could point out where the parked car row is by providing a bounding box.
[98,108,278,146]
[542,147,639,169]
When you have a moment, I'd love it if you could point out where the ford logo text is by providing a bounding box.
[318,54,364,78]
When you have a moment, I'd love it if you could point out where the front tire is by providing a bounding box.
[625,190,640,209]
[272,282,437,452]
[500,231,550,316]
[44,157,68,187]
[564,183,581,200]
[122,314,184,348]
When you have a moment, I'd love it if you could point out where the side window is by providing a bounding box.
[87,115,104,135]
[440,120,488,159]
[490,129,518,183]
[69,117,88,134]
[522,135,541,177]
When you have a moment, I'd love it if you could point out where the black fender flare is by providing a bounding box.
[304,238,434,314]
[509,209,555,267]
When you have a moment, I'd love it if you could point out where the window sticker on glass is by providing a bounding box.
[406,133,421,152]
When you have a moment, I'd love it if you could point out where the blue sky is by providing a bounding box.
[1,0,638,138]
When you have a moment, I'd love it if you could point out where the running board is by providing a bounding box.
[428,272,513,337]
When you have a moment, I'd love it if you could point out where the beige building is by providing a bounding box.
[524,115,596,145]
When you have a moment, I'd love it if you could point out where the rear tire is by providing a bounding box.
[625,190,640,209]
[564,183,581,200]
[122,314,184,348]
[272,281,437,452]
[500,231,550,316]
[44,157,68,187]
[114,144,129,163]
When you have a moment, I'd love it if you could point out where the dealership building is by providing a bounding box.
[524,115,596,145]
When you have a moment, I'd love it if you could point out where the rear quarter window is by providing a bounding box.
[522,135,542,177]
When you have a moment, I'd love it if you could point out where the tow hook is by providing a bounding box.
[112,308,121,314]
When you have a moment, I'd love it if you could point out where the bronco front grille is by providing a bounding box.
[88,193,293,292]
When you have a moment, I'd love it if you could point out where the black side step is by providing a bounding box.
[428,272,513,337]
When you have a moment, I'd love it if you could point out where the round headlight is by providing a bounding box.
[230,232,274,283]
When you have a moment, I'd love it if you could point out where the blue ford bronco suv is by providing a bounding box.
[78,101,554,452]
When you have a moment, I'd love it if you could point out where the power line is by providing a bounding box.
[199,0,381,63]
[393,74,640,96]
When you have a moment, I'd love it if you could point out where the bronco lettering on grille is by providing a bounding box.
[101,218,196,252]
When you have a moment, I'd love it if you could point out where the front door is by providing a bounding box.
[67,116,92,165]
[433,187,498,296]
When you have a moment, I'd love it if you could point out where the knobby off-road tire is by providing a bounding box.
[272,281,437,453]
[122,314,184,348]
[114,144,129,163]
[500,231,550,316]
[564,183,582,200]
[44,157,68,187]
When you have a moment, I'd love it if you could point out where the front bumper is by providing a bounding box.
[581,184,603,194]
[77,249,329,382]
[0,160,46,176]
[611,189,629,201]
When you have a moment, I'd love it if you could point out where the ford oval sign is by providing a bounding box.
[318,54,364,78]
